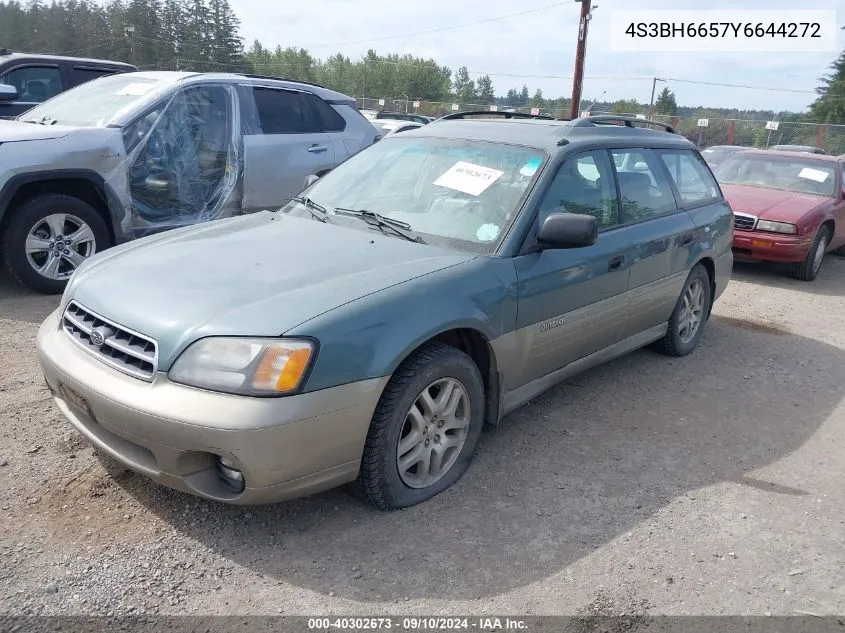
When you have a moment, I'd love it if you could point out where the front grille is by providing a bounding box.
[733,212,757,231]
[62,301,158,381]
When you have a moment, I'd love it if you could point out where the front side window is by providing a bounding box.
[284,136,546,253]
[660,150,721,206]
[537,150,618,228]
[70,67,117,87]
[0,65,61,102]
[611,149,678,223]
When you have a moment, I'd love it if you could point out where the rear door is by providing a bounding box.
[612,148,704,340]
[301,91,352,163]
[241,86,336,212]
[0,62,64,119]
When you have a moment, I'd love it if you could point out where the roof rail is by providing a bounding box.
[434,110,554,122]
[0,48,10,55]
[238,73,327,89]
[573,114,677,134]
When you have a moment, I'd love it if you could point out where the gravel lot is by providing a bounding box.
[1,257,844,618]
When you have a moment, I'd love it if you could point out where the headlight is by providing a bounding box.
[756,220,797,235]
[169,337,315,396]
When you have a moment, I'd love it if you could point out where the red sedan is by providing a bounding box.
[715,150,845,281]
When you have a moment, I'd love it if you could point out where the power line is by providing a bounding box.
[292,1,579,48]
[664,77,819,95]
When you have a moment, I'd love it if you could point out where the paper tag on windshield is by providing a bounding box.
[116,83,155,96]
[520,157,542,177]
[434,161,504,196]
[798,167,829,183]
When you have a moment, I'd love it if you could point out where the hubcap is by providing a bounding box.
[396,377,470,489]
[677,279,705,345]
[812,234,827,273]
[25,214,96,281]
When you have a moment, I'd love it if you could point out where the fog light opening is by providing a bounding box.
[216,456,245,493]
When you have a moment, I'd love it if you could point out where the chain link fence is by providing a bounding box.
[359,97,845,157]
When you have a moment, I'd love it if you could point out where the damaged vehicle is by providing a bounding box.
[0,71,379,293]
[37,114,732,509]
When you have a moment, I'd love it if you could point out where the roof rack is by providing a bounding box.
[435,110,554,122]
[238,73,327,89]
[572,114,677,134]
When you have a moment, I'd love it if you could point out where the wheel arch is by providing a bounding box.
[695,255,716,319]
[0,170,119,246]
[387,325,503,428]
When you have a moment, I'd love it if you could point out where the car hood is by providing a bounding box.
[0,119,76,142]
[69,212,476,368]
[721,184,826,222]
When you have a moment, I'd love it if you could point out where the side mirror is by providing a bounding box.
[537,212,598,249]
[0,84,18,101]
[304,174,321,188]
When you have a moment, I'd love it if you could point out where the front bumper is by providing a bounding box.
[732,230,812,264]
[36,309,389,504]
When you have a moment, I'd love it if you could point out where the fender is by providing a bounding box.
[0,169,127,240]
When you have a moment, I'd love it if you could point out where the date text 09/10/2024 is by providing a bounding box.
[307,617,528,630]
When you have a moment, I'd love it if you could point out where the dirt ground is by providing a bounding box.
[1,257,844,618]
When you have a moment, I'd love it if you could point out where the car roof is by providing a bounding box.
[108,70,357,103]
[401,116,696,153]
[0,51,136,68]
[736,149,841,162]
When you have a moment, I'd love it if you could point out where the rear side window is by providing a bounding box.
[660,150,721,206]
[303,93,346,132]
[252,87,318,134]
[70,67,118,87]
[611,149,677,224]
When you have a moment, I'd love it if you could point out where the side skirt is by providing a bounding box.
[501,323,668,416]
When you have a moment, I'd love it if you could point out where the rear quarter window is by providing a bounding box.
[659,149,722,207]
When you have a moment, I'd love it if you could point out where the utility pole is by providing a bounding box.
[646,77,665,119]
[124,25,136,66]
[569,0,593,119]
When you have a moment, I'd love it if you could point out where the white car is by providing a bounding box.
[373,119,423,138]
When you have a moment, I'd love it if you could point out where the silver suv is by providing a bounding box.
[0,71,379,293]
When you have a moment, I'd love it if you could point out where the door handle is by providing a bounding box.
[608,255,625,272]
[680,234,694,247]
[307,145,328,153]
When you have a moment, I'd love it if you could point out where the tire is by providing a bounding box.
[356,342,485,510]
[653,263,712,357]
[1,194,111,294]
[792,225,830,282]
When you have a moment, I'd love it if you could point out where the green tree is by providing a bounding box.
[452,66,475,103]
[476,74,494,104]
[611,98,641,114]
[810,27,845,124]
[519,84,529,104]
[654,86,677,116]
[530,88,544,108]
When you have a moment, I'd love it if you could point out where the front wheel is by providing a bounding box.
[356,342,485,510]
[2,194,111,294]
[653,263,712,357]
[792,225,830,282]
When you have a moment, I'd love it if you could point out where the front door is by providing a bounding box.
[127,84,236,230]
[241,87,336,212]
[510,149,631,390]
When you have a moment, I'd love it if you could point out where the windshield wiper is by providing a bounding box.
[291,196,331,223]
[334,207,426,244]
[22,115,57,125]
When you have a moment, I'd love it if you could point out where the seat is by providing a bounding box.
[617,171,653,222]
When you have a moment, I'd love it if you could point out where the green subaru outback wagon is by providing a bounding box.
[37,113,733,509]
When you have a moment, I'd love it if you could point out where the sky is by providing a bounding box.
[228,0,843,113]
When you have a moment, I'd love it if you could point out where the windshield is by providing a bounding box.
[284,136,546,253]
[715,153,837,197]
[20,74,165,127]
